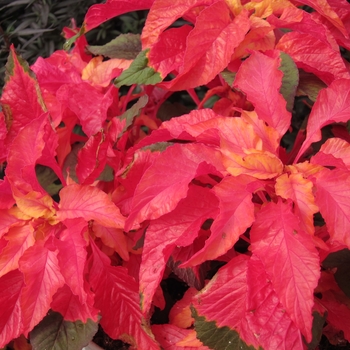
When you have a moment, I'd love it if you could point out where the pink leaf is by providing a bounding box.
[276,32,350,85]
[51,284,99,323]
[296,79,350,161]
[76,131,109,185]
[311,138,350,170]
[56,83,113,137]
[192,255,304,349]
[0,270,25,348]
[234,50,291,137]
[58,184,125,229]
[182,176,258,267]
[19,242,65,335]
[250,200,320,342]
[164,2,250,90]
[312,168,350,248]
[275,173,319,235]
[0,45,46,153]
[56,220,88,303]
[142,0,216,48]
[0,225,35,279]
[139,185,219,313]
[125,143,224,230]
[83,0,155,32]
[88,240,160,349]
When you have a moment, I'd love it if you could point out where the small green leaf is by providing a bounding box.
[30,311,98,350]
[221,69,236,86]
[192,307,261,350]
[63,25,86,51]
[119,95,148,136]
[87,33,141,59]
[279,52,299,112]
[142,142,173,153]
[114,49,162,87]
[296,71,327,102]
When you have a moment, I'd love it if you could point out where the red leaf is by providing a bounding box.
[56,83,113,137]
[139,185,219,313]
[83,0,154,32]
[0,178,15,210]
[76,131,109,185]
[58,184,125,229]
[125,143,224,230]
[192,255,304,349]
[163,2,250,90]
[88,240,160,349]
[0,270,25,348]
[148,25,192,78]
[152,324,210,350]
[250,200,320,342]
[296,79,350,161]
[182,176,258,267]
[275,173,319,235]
[0,45,46,154]
[276,32,350,85]
[142,0,215,48]
[311,138,350,170]
[0,225,35,279]
[317,291,350,342]
[51,284,99,323]
[295,0,348,37]
[234,50,291,137]
[312,168,350,248]
[0,209,21,238]
[19,242,65,335]
[56,219,88,303]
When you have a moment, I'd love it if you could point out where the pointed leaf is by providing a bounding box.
[58,184,125,229]
[30,311,98,350]
[0,45,46,151]
[234,50,291,137]
[51,284,99,323]
[139,186,219,313]
[83,0,154,32]
[125,143,224,230]
[0,225,35,279]
[164,3,250,90]
[312,168,350,248]
[76,131,109,185]
[182,176,258,266]
[0,270,25,348]
[275,173,319,235]
[56,83,113,137]
[19,242,65,335]
[250,200,320,342]
[87,33,141,59]
[297,79,350,161]
[56,221,88,303]
[276,32,350,85]
[88,240,160,349]
[114,49,162,87]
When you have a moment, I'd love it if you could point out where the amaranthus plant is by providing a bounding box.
[1,0,350,349]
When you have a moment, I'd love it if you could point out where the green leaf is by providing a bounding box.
[279,52,299,112]
[114,49,162,87]
[192,307,260,350]
[322,249,350,299]
[87,33,141,59]
[30,311,98,350]
[296,71,326,102]
[119,95,148,135]
[221,69,236,87]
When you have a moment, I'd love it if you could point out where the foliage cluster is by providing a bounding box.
[1,0,350,349]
